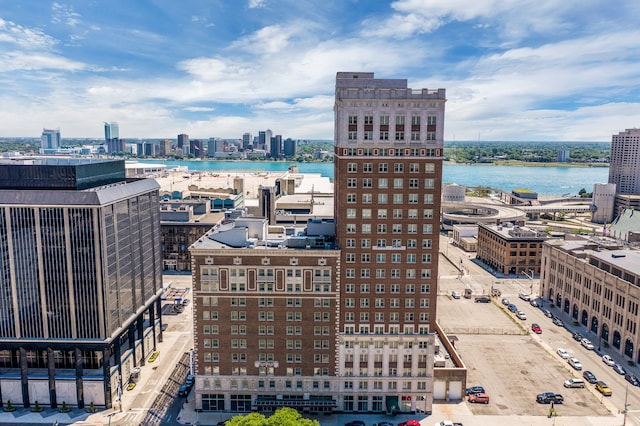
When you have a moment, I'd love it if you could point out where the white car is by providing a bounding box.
[451,291,461,299]
[557,348,570,359]
[581,338,595,350]
[519,293,531,302]
[602,355,615,366]
[516,311,527,320]
[568,357,583,370]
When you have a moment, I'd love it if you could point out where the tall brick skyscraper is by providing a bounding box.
[333,72,446,413]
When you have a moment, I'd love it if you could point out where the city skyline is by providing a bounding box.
[1,1,639,141]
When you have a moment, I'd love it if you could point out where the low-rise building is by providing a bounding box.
[476,222,550,276]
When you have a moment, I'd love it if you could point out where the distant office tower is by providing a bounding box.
[265,129,273,154]
[283,138,296,158]
[557,150,570,162]
[0,158,163,410]
[609,128,640,195]
[334,72,446,413]
[270,134,282,158]
[159,139,172,156]
[104,122,124,153]
[40,128,61,153]
[258,131,266,150]
[177,133,189,149]
[242,133,252,150]
[190,139,204,158]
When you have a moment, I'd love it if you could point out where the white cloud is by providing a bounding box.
[248,0,267,9]
[51,3,81,27]
[0,18,58,49]
[184,106,215,112]
[0,51,86,72]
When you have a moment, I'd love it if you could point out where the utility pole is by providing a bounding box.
[622,384,630,425]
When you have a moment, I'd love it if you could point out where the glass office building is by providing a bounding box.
[0,158,164,410]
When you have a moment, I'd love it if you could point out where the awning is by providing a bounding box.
[254,399,336,409]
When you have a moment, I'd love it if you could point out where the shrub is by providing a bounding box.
[3,401,15,412]
[59,401,71,413]
[32,400,43,412]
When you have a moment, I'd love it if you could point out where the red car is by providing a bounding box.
[468,392,490,404]
[397,421,420,426]
[531,323,542,334]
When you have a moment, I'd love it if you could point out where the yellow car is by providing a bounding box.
[595,381,612,396]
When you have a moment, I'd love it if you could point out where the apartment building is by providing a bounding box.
[189,72,447,415]
[189,218,340,413]
[540,237,640,361]
[333,72,446,413]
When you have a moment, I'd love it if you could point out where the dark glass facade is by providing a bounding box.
[0,160,163,410]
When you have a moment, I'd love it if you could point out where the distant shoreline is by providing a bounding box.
[445,160,609,168]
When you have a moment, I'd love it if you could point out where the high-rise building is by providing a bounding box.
[190,139,205,158]
[283,138,296,158]
[333,72,446,412]
[0,158,164,410]
[178,133,189,149]
[159,139,172,156]
[40,128,61,153]
[242,133,252,150]
[258,131,266,150]
[609,128,640,195]
[265,129,273,154]
[270,135,282,158]
[104,122,124,153]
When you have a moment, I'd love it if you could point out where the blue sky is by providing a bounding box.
[1,0,639,141]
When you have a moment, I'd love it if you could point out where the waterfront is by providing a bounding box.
[140,160,609,196]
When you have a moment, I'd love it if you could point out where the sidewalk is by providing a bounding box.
[175,399,627,426]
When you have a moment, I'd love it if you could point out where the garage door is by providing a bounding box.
[448,381,463,400]
[433,381,446,400]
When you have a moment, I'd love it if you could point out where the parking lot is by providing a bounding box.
[437,242,614,419]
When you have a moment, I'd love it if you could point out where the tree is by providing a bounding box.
[226,407,320,426]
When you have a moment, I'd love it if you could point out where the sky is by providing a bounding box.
[1,0,639,142]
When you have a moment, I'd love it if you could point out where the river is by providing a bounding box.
[139,160,609,196]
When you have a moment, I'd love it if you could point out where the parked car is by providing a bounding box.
[516,311,527,320]
[501,298,510,306]
[581,338,595,350]
[508,304,518,313]
[552,317,564,327]
[602,355,615,366]
[178,384,189,396]
[572,332,583,341]
[182,298,190,306]
[625,374,640,386]
[185,374,194,388]
[530,299,539,307]
[474,296,491,303]
[536,392,564,404]
[613,364,626,375]
[564,378,585,388]
[398,421,420,426]
[519,293,531,302]
[344,421,366,426]
[583,370,597,384]
[542,309,553,318]
[531,323,542,334]
[465,385,485,395]
[373,422,394,426]
[568,357,582,370]
[557,348,569,359]
[468,392,490,404]
[595,381,612,396]
[451,291,461,299]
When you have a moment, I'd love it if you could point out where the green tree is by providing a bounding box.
[226,408,320,426]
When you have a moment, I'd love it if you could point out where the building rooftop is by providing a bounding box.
[481,222,551,241]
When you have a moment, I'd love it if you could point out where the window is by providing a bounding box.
[362,194,372,204]
[347,178,357,188]
[408,194,418,204]
[393,194,403,204]
[346,208,356,218]
[346,238,355,248]
[424,194,434,204]
[348,132,357,140]
[377,209,387,219]
[349,115,357,124]
[347,194,356,203]
[361,239,371,248]
[394,163,404,173]
[411,132,420,141]
[380,115,389,125]
[346,224,356,233]
[364,115,373,125]
[362,209,372,219]
[378,193,388,204]
[377,224,387,233]
[396,115,405,125]
[393,178,403,189]
[361,224,371,234]
[395,132,404,140]
[378,178,388,188]
[424,178,435,188]
[362,178,372,188]
[347,163,357,172]
[379,163,388,173]
[363,163,372,172]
